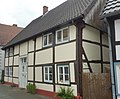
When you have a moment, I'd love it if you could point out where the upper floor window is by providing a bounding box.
[5,49,9,57]
[58,64,70,84]
[43,33,52,47]
[9,48,13,56]
[56,27,69,44]
[44,66,53,83]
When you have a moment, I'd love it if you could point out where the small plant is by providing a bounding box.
[26,83,36,94]
[57,87,74,99]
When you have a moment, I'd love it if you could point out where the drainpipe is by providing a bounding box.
[104,18,116,99]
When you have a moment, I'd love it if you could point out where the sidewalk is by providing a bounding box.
[0,84,52,99]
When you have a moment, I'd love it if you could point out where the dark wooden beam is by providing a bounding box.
[33,38,36,85]
[52,31,56,92]
[100,31,103,73]
[75,19,85,97]
[82,47,93,73]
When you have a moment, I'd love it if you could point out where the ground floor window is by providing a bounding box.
[5,67,9,76]
[57,64,70,84]
[44,66,53,83]
[9,67,13,77]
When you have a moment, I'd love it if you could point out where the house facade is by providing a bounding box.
[102,0,120,99]
[0,24,22,80]
[3,0,109,98]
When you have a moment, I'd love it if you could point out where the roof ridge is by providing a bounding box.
[83,0,98,16]
[3,0,100,49]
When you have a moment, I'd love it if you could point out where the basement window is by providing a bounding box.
[57,64,70,84]
[43,33,52,47]
[44,66,53,83]
[56,27,69,44]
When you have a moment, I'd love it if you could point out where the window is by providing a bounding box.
[9,67,13,77]
[56,27,69,44]
[58,64,70,84]
[5,49,9,57]
[9,48,13,56]
[43,33,52,47]
[44,66,53,83]
[5,67,9,76]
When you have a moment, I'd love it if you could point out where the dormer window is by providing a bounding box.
[43,33,52,47]
[56,27,69,44]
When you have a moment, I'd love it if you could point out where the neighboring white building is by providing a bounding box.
[102,0,120,99]
[0,24,23,80]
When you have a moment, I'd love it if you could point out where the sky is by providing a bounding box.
[0,0,66,27]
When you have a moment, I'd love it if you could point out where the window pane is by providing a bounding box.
[22,66,24,72]
[65,75,69,81]
[45,74,48,80]
[5,67,9,76]
[48,34,52,45]
[43,35,47,46]
[49,74,52,80]
[57,31,62,42]
[64,67,68,74]
[49,67,52,73]
[60,75,63,82]
[24,58,26,63]
[45,67,48,73]
[63,28,68,41]
[9,67,13,76]
[59,67,63,74]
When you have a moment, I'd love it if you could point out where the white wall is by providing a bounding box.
[14,45,19,55]
[28,40,34,52]
[35,48,53,65]
[55,42,76,62]
[20,42,28,56]
[35,67,42,81]
[36,37,42,50]
[0,46,5,80]
[115,19,120,41]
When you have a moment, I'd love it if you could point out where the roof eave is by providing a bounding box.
[101,9,120,19]
[2,15,84,50]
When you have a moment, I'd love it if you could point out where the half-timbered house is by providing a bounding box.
[3,0,109,98]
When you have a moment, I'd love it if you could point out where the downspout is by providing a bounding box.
[104,18,116,99]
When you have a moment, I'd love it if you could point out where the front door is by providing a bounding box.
[19,56,27,88]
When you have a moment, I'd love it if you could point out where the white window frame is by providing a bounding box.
[58,64,70,84]
[9,67,13,77]
[5,67,9,76]
[56,27,69,44]
[44,66,53,83]
[43,33,52,47]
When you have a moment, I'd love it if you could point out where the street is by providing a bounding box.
[0,84,52,99]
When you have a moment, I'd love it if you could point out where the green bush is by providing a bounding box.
[26,83,36,94]
[57,87,74,99]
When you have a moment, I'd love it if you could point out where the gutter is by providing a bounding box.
[104,18,116,99]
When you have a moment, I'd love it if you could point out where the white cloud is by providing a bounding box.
[0,0,66,27]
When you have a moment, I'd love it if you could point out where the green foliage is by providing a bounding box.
[0,79,4,84]
[26,83,36,94]
[57,87,74,99]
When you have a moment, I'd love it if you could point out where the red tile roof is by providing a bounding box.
[0,23,23,45]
